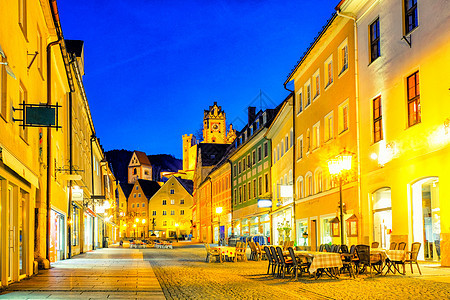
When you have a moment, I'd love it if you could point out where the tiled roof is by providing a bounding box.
[137,179,160,199]
[198,143,230,167]
[175,177,194,195]
[119,182,134,198]
[134,151,151,166]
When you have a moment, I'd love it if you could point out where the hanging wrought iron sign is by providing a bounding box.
[13,101,61,129]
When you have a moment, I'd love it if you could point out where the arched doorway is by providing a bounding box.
[411,177,440,261]
[372,188,392,249]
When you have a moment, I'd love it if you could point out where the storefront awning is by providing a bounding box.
[0,145,39,187]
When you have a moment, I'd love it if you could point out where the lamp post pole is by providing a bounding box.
[339,176,344,246]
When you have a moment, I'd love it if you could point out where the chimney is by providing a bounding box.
[248,106,256,125]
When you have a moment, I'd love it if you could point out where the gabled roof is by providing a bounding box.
[198,143,230,167]
[175,177,194,195]
[133,150,152,166]
[119,182,134,198]
[137,179,161,199]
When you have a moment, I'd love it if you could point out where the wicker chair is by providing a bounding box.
[354,245,382,276]
[276,246,293,278]
[256,242,265,260]
[204,243,222,263]
[371,241,380,249]
[270,246,280,277]
[264,246,275,275]
[397,242,407,250]
[319,244,325,252]
[389,242,397,250]
[404,242,422,275]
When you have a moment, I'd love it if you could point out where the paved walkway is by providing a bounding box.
[0,248,164,300]
[2,243,450,299]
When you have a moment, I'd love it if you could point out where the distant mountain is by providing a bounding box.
[105,149,182,183]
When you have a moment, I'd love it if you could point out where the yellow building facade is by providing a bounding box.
[265,97,295,245]
[148,176,193,239]
[287,15,359,250]
[340,0,450,265]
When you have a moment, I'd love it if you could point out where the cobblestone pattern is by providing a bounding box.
[145,244,450,300]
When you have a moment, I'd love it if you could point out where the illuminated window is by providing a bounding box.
[297,135,303,160]
[305,81,311,107]
[370,18,380,62]
[324,111,334,142]
[338,100,349,134]
[296,89,303,114]
[258,176,263,196]
[306,129,311,153]
[312,122,320,149]
[324,55,333,89]
[373,96,383,142]
[313,70,320,99]
[19,0,27,37]
[407,71,421,127]
[290,128,294,148]
[338,39,348,75]
[171,199,175,205]
[404,0,418,34]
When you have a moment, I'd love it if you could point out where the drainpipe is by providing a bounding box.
[90,134,96,250]
[284,84,296,244]
[67,90,73,258]
[46,36,61,262]
[336,9,362,241]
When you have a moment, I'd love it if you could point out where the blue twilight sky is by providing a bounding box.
[57,0,336,159]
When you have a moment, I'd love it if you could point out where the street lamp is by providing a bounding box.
[328,151,352,245]
[216,206,223,245]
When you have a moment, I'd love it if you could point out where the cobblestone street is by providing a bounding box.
[1,243,450,299]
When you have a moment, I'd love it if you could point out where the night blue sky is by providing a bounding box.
[57,0,336,159]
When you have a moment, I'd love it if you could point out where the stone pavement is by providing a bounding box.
[1,243,450,299]
[0,248,164,300]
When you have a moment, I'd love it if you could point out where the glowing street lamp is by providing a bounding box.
[328,151,353,245]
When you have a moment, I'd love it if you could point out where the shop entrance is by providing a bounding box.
[50,210,65,262]
[411,177,440,261]
[372,188,392,249]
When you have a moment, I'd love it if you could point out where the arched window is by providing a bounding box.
[296,176,304,199]
[314,167,323,193]
[305,172,313,196]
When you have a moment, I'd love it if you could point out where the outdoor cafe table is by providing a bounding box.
[213,246,236,261]
[371,248,407,274]
[292,251,343,275]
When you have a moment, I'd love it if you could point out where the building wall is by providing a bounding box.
[148,177,193,239]
[292,17,358,250]
[344,0,450,264]
[210,164,231,243]
[126,182,150,238]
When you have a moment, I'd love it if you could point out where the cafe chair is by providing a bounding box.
[204,243,222,263]
[397,242,407,250]
[371,241,380,249]
[276,246,293,278]
[405,242,422,275]
[389,242,397,250]
[263,246,276,275]
[270,246,281,277]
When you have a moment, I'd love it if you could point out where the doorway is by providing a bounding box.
[310,219,317,251]
[372,188,392,249]
[411,177,440,261]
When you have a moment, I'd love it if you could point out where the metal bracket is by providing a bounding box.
[27,51,39,69]
[402,35,412,48]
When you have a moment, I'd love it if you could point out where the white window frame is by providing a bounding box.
[305,80,312,108]
[324,54,334,90]
[324,111,334,142]
[296,176,304,199]
[312,121,320,150]
[338,99,350,135]
[296,88,303,115]
[338,38,349,77]
[297,135,303,161]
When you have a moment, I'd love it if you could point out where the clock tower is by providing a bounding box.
[203,102,227,143]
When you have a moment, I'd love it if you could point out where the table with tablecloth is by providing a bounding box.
[213,246,236,260]
[293,251,343,274]
[371,248,407,274]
